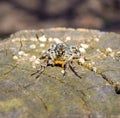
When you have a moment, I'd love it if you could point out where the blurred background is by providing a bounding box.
[0,0,120,37]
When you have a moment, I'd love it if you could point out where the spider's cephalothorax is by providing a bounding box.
[53,43,67,68]
[31,43,82,79]
[55,43,66,57]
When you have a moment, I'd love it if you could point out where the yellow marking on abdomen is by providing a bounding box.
[54,58,65,68]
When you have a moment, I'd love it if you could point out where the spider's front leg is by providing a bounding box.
[24,60,49,88]
[69,60,82,79]
[62,62,69,79]
[31,60,48,79]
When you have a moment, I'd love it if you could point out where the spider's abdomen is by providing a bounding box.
[54,58,65,68]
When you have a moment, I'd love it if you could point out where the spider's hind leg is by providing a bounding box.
[69,61,82,79]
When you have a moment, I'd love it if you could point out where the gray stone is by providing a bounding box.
[0,28,120,118]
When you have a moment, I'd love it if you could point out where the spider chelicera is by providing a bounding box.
[31,43,82,79]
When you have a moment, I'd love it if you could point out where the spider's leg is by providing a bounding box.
[31,68,41,76]
[35,65,46,79]
[31,60,48,79]
[69,61,82,79]
[62,63,68,79]
[26,61,48,88]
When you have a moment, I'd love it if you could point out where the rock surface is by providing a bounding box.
[0,28,120,118]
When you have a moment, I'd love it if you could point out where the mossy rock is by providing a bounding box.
[0,28,120,118]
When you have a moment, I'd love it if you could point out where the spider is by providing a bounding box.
[31,43,82,79]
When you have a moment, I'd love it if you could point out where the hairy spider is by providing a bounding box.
[31,43,82,79]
